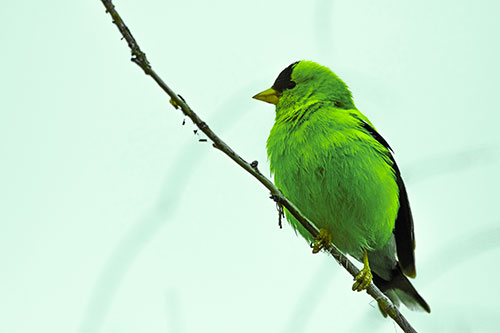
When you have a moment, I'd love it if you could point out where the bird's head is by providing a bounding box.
[253,60,355,111]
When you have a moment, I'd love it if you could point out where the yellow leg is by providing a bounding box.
[311,228,332,254]
[352,248,372,292]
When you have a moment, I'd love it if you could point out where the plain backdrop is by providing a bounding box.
[1,1,499,332]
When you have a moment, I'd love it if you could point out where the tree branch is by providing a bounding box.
[99,1,418,332]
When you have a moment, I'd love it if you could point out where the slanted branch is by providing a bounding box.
[99,1,418,332]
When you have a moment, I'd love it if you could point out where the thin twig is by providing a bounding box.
[99,1,418,332]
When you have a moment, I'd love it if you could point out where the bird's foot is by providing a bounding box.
[311,228,332,254]
[352,248,372,291]
[352,266,372,292]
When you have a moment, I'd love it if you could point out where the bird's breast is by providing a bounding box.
[266,116,399,255]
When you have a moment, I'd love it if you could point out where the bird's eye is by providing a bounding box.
[288,81,296,89]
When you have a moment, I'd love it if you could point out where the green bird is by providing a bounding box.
[253,60,430,314]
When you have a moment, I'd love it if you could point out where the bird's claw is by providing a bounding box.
[352,248,372,292]
[352,266,372,291]
[311,228,332,254]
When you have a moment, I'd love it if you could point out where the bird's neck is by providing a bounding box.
[275,99,318,124]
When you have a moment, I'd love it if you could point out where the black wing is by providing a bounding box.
[360,121,416,278]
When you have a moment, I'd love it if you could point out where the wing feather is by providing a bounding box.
[359,120,416,278]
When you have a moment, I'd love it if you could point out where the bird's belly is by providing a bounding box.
[273,145,399,258]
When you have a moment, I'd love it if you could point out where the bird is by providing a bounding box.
[252,60,430,315]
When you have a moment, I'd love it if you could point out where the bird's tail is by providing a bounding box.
[372,265,430,316]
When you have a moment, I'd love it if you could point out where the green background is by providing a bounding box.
[1,1,499,332]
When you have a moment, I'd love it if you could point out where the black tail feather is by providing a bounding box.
[372,265,430,313]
